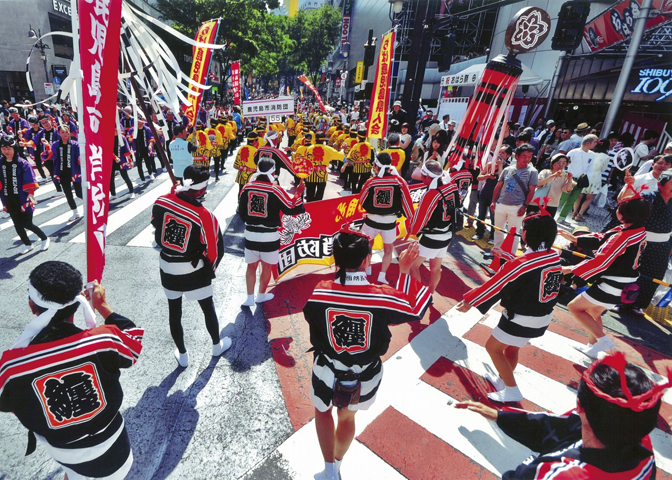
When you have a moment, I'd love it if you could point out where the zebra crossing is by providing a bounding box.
[259,300,672,480]
[2,149,243,249]
[2,145,671,480]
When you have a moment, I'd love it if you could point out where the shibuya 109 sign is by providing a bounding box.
[630,68,672,102]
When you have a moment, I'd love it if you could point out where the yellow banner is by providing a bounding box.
[367,30,395,139]
[355,61,364,84]
[185,20,219,127]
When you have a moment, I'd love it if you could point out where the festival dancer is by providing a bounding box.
[345,129,374,195]
[559,190,650,358]
[359,152,414,284]
[110,132,135,200]
[456,202,562,402]
[33,114,62,195]
[408,160,460,293]
[205,120,224,181]
[151,165,231,367]
[304,230,432,480]
[0,262,144,479]
[51,125,82,221]
[234,131,260,193]
[238,156,305,307]
[457,352,669,478]
[0,134,49,254]
[304,132,343,202]
[129,114,156,183]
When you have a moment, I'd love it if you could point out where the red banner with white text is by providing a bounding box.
[367,29,395,139]
[231,61,241,105]
[79,0,122,282]
[185,20,220,126]
[273,184,426,280]
[583,0,672,53]
[298,75,326,113]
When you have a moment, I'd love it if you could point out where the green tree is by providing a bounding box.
[284,5,341,85]
[154,0,282,82]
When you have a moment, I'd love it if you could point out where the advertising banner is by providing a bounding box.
[584,0,672,53]
[367,29,395,139]
[339,0,353,58]
[231,61,241,105]
[298,75,326,113]
[355,60,364,84]
[185,20,220,126]
[274,184,427,280]
[78,0,123,281]
[242,96,295,118]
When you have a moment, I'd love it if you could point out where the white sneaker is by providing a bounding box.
[174,349,189,368]
[40,238,50,251]
[68,210,81,221]
[487,385,523,402]
[256,293,275,303]
[581,337,616,359]
[1,211,9,219]
[20,244,34,255]
[241,295,255,307]
[485,372,505,391]
[136,178,144,185]
[129,193,136,199]
[212,337,232,357]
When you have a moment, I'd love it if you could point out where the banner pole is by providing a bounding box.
[70,0,87,280]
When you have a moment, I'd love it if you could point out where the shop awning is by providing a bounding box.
[441,62,544,88]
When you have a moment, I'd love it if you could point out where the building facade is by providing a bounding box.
[0,0,163,103]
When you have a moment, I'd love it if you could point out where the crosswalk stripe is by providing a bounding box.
[0,197,69,232]
[70,177,172,244]
[264,300,672,477]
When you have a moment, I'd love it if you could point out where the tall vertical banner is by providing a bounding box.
[78,0,123,282]
[298,75,326,113]
[339,0,353,58]
[367,29,395,139]
[185,20,220,126]
[231,61,241,105]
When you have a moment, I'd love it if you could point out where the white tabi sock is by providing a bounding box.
[241,294,255,307]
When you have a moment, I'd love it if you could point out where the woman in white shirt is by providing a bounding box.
[535,154,573,217]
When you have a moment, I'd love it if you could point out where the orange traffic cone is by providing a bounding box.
[481,226,517,276]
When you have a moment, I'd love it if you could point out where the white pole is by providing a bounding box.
[70,0,87,278]
[600,0,654,138]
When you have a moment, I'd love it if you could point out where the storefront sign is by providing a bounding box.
[630,68,672,101]
[44,83,54,95]
[441,72,480,87]
[584,0,672,53]
[354,61,364,84]
[367,29,395,139]
[339,0,353,58]
[242,97,294,118]
[52,0,72,16]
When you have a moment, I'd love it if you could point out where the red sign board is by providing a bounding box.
[584,0,672,53]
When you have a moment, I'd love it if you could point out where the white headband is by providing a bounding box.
[374,157,399,178]
[11,283,97,349]
[175,178,209,193]
[421,163,452,190]
[249,162,276,183]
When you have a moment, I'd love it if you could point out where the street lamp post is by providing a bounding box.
[28,25,51,85]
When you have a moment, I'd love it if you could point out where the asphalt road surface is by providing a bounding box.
[1,145,670,480]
